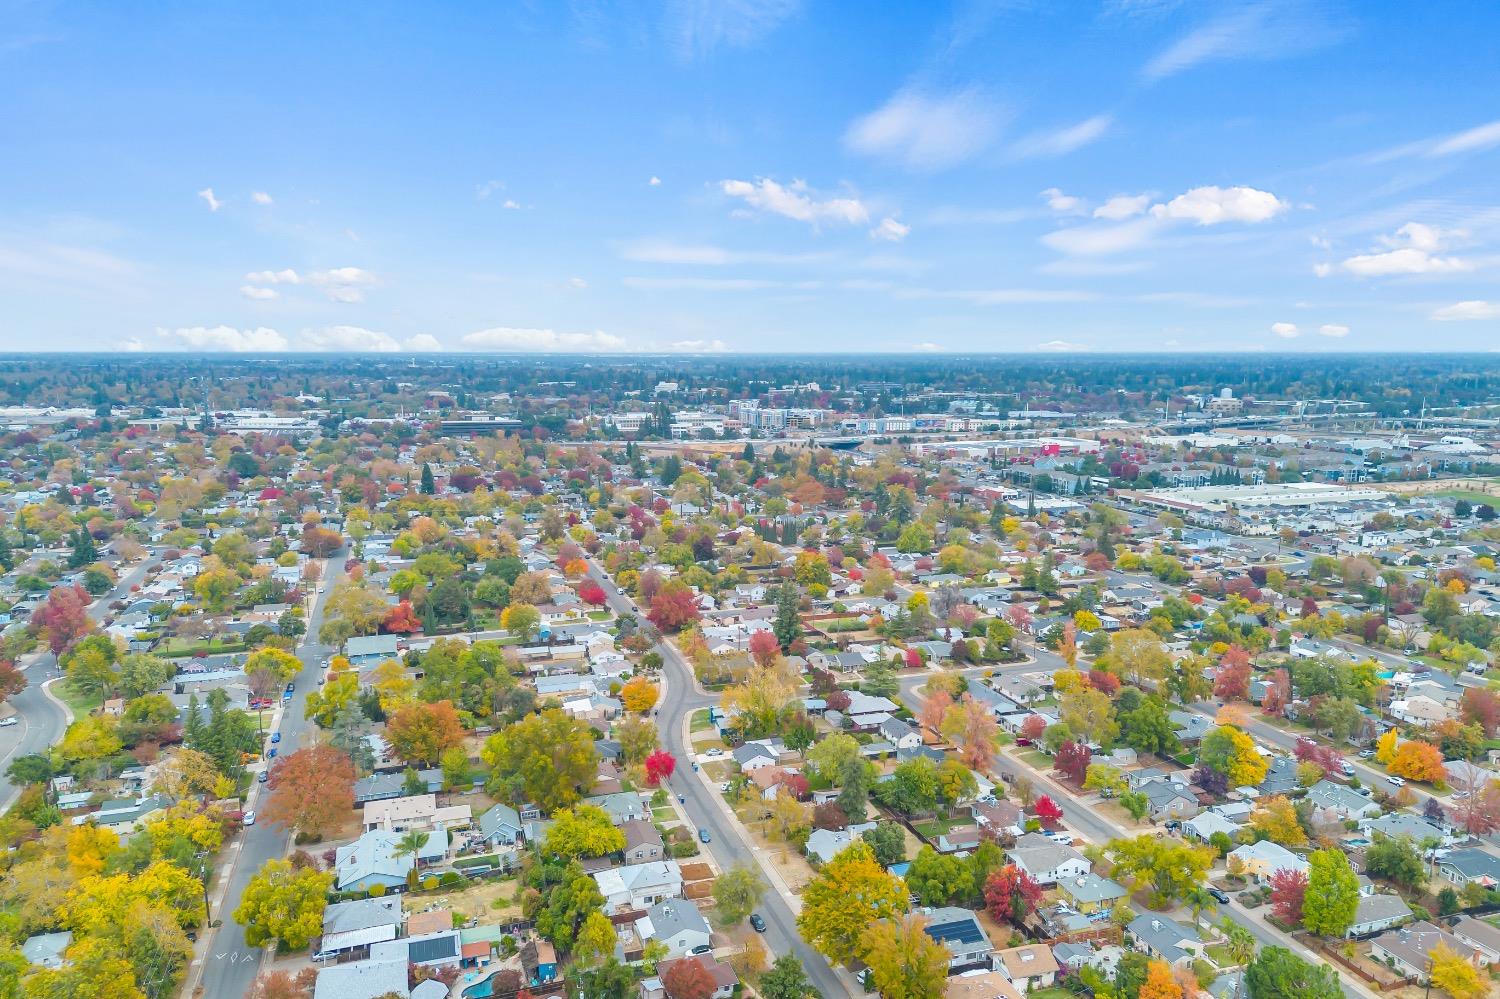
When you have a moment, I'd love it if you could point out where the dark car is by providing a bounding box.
[690,944,713,956]
[1207,887,1229,903]
[749,913,767,933]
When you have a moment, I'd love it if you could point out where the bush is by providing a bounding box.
[369,883,387,897]
[670,841,700,859]
[422,876,438,891]
[440,872,463,887]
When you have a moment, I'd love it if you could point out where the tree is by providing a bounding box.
[1461,688,1500,737]
[31,584,95,654]
[1034,795,1064,823]
[1059,686,1119,749]
[946,694,999,773]
[1200,726,1268,787]
[1055,740,1091,784]
[1106,835,1214,907]
[573,910,618,968]
[381,600,422,633]
[1375,728,1399,765]
[860,914,951,999]
[1213,646,1252,701]
[264,744,355,841]
[1268,867,1309,925]
[1390,739,1446,783]
[245,646,303,686]
[249,970,317,999]
[117,653,173,699]
[1251,796,1308,847]
[481,708,597,812]
[797,840,907,966]
[905,846,970,906]
[621,676,659,713]
[661,957,716,999]
[712,865,766,926]
[1365,835,1426,891]
[1429,942,1489,999]
[984,864,1043,926]
[644,749,676,786]
[648,579,701,632]
[862,824,907,867]
[759,954,815,999]
[234,859,334,949]
[543,805,626,859]
[1245,946,1343,999]
[1455,778,1500,836]
[1302,848,1359,937]
[441,746,472,790]
[500,602,541,642]
[62,634,120,700]
[1139,959,1184,999]
[420,462,436,494]
[385,700,464,766]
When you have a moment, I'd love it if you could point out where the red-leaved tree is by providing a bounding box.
[1034,795,1064,823]
[30,584,94,655]
[382,600,422,633]
[1213,646,1251,701]
[749,630,780,669]
[984,864,1043,926]
[647,582,700,632]
[661,957,716,999]
[1261,668,1291,717]
[644,749,676,786]
[1020,714,1047,742]
[1054,741,1091,785]
[1461,688,1500,738]
[578,580,607,607]
[1268,867,1308,925]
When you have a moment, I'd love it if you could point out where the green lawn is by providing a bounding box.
[587,610,613,621]
[912,816,969,840]
[1206,944,1240,968]
[158,636,247,657]
[1427,488,1500,505]
[691,709,714,733]
[51,678,103,718]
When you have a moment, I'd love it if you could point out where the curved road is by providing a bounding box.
[587,564,852,998]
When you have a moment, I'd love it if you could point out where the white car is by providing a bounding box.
[0,718,17,728]
[1386,775,1406,787]
[243,811,257,826]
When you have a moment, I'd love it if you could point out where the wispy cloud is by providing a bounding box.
[619,239,829,266]
[243,266,378,302]
[1431,300,1500,321]
[1035,339,1091,352]
[1010,115,1112,159]
[1142,1,1346,81]
[462,326,628,352]
[667,0,800,59]
[251,191,273,206]
[1044,184,1286,256]
[197,188,222,212]
[719,178,869,227]
[845,89,1002,171]
[1321,222,1473,277]
[1369,119,1500,162]
[870,218,910,242]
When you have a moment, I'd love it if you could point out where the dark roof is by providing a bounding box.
[408,934,459,964]
[928,916,985,946]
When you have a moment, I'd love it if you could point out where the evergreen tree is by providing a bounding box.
[773,581,801,650]
[68,528,97,569]
[420,462,436,495]
[183,693,205,748]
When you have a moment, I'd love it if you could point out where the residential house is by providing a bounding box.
[1006,834,1091,886]
[621,819,665,863]
[362,794,471,834]
[646,956,736,999]
[1347,894,1413,938]
[334,829,446,893]
[474,803,525,848]
[371,930,462,971]
[1452,916,1500,965]
[593,860,684,912]
[994,943,1060,990]
[1143,781,1199,821]
[972,800,1025,839]
[345,634,401,668]
[732,741,781,772]
[635,899,712,958]
[316,897,402,958]
[312,958,410,999]
[1370,921,1474,981]
[1183,808,1243,845]
[353,768,442,805]
[1056,874,1128,915]
[1227,841,1308,886]
[1437,848,1500,887]
[520,939,557,987]
[944,970,1024,999]
[1127,915,1205,967]
[19,932,71,971]
[1306,780,1382,822]
[584,791,648,825]
[921,907,995,972]
[806,822,878,865]
[880,716,922,750]
[1362,813,1451,845]
[1170,711,1214,744]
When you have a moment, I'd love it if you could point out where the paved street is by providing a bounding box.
[0,554,162,812]
[586,564,853,998]
[193,551,346,999]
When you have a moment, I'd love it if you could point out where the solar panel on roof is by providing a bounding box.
[926,918,984,945]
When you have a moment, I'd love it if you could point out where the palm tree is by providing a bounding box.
[395,829,429,888]
[1220,918,1256,968]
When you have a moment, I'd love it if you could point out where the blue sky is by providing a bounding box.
[3,0,1500,354]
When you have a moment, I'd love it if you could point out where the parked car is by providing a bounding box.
[0,718,17,728]
[1207,887,1229,903]
[243,811,256,826]
[1386,775,1406,787]
[677,794,685,804]
[749,913,767,933]
[1359,750,1375,758]
[270,732,281,744]
[690,944,713,956]
[258,771,269,783]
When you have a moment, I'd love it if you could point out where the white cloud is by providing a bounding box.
[307,266,378,302]
[1041,188,1085,213]
[1318,323,1350,338]
[476,180,504,200]
[1035,339,1090,352]
[1149,185,1286,225]
[244,269,301,285]
[1333,223,1472,277]
[1011,115,1112,159]
[1270,321,1300,338]
[121,337,145,352]
[870,217,910,242]
[306,325,402,352]
[619,239,828,266]
[912,342,943,352]
[666,339,729,353]
[648,176,662,186]
[501,199,521,210]
[1042,216,1159,256]
[161,325,288,352]
[405,333,444,352]
[1428,120,1500,156]
[197,188,222,212]
[719,178,869,227]
[1431,300,1500,321]
[1142,2,1344,81]
[461,326,629,352]
[1093,194,1152,220]
[844,89,1000,171]
[240,285,279,300]
[251,191,273,206]
[569,276,588,288]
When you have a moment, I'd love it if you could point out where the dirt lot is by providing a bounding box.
[412,876,524,924]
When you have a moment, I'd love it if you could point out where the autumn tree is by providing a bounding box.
[1461,688,1500,738]
[385,700,465,766]
[481,708,597,812]
[648,579,701,632]
[1268,867,1309,925]
[1251,796,1308,847]
[1429,942,1489,999]
[661,957,716,999]
[860,914,951,999]
[1262,668,1291,717]
[264,744,355,841]
[1054,740,1091,784]
[919,689,952,737]
[797,840,907,966]
[1213,646,1252,701]
[1140,959,1185,999]
[1106,835,1215,907]
[749,629,781,669]
[233,859,334,949]
[984,864,1043,926]
[943,694,999,773]
[32,583,95,655]
[1389,739,1446,783]
[620,676,659,713]
[1200,725,1269,787]
[644,749,676,786]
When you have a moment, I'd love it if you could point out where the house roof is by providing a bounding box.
[1128,914,1202,963]
[312,957,409,999]
[322,897,401,936]
[995,944,1060,978]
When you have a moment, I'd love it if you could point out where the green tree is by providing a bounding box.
[772,581,801,650]
[118,653,175,699]
[712,865,767,926]
[759,954,815,999]
[1302,848,1359,937]
[905,846,970,906]
[860,913,951,999]
[1105,835,1214,907]
[481,708,598,813]
[420,462,436,494]
[543,805,626,859]
[861,824,908,868]
[233,859,334,949]
[1245,946,1343,999]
